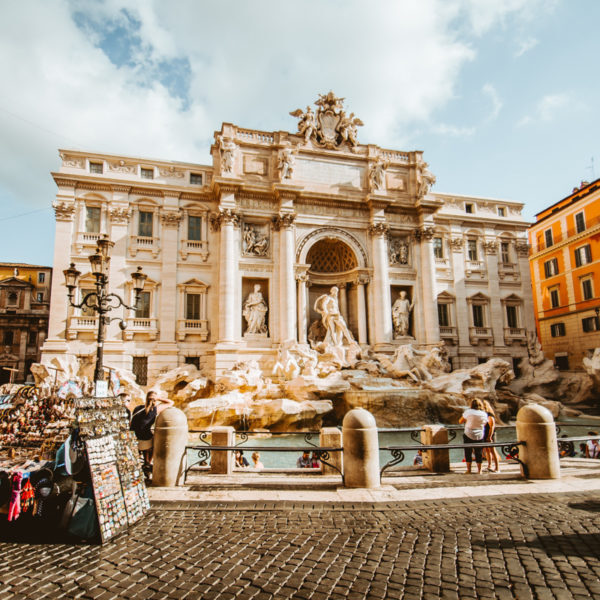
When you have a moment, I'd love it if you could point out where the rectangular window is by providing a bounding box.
[85,207,101,233]
[506,305,518,328]
[80,288,96,316]
[138,211,153,237]
[141,167,154,180]
[135,291,151,318]
[132,357,148,386]
[28,330,37,345]
[582,278,594,300]
[501,242,510,264]
[465,203,473,214]
[89,162,103,174]
[36,292,43,302]
[467,239,478,261]
[498,207,505,217]
[38,272,45,284]
[190,173,203,185]
[186,293,201,320]
[188,216,202,241]
[575,211,586,233]
[433,237,443,259]
[550,323,566,337]
[437,303,449,327]
[550,288,560,308]
[575,244,592,267]
[544,229,553,248]
[544,258,559,278]
[582,317,598,332]
[472,304,484,327]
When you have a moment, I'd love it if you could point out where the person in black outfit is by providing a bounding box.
[130,391,173,466]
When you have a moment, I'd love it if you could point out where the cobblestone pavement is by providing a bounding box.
[1,491,600,599]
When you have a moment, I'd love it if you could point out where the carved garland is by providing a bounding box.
[515,241,530,257]
[448,238,464,252]
[109,208,131,224]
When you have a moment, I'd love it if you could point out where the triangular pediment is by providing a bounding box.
[0,277,33,288]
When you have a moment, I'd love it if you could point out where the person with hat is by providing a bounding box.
[130,391,173,468]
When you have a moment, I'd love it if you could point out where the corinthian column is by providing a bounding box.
[369,223,393,348]
[355,274,369,345]
[274,213,297,343]
[415,226,439,344]
[296,271,308,344]
[158,209,182,344]
[212,209,240,343]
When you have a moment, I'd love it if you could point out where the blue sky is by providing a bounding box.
[0,0,598,265]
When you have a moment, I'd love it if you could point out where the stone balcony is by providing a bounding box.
[67,315,97,339]
[439,326,458,345]
[177,319,209,341]
[123,317,159,340]
[179,240,209,262]
[504,326,527,345]
[130,235,160,258]
[469,326,493,345]
[75,231,103,254]
[465,261,487,280]
[498,262,520,282]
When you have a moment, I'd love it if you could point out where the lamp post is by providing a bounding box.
[64,236,147,390]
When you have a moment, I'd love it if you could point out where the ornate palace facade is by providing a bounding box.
[42,93,534,382]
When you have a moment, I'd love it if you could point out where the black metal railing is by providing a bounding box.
[380,440,527,479]
[184,444,344,484]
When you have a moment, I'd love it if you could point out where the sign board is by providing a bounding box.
[94,380,108,397]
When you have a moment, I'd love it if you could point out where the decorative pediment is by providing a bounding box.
[0,277,33,288]
[468,292,490,303]
[437,291,455,302]
[179,278,209,291]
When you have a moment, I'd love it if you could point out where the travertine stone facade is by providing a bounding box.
[42,94,534,381]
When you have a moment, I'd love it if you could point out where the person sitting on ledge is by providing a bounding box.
[235,450,249,468]
[297,451,311,468]
[251,452,264,470]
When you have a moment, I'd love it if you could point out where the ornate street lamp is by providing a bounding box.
[63,236,147,390]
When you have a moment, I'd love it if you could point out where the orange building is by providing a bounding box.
[529,178,600,370]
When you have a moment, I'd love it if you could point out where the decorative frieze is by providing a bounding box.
[53,201,75,221]
[413,226,435,241]
[242,223,269,256]
[448,237,464,252]
[108,160,136,174]
[158,166,185,179]
[59,153,84,168]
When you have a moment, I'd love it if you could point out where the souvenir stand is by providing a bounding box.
[0,386,149,543]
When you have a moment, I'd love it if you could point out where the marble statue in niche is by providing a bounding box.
[243,224,269,256]
[243,284,268,335]
[217,135,236,174]
[313,286,355,347]
[392,290,414,337]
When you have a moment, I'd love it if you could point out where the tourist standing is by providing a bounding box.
[130,391,174,467]
[483,400,500,473]
[459,399,489,474]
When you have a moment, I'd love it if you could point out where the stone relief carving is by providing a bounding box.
[209,209,241,231]
[277,147,295,180]
[515,240,530,257]
[243,284,268,335]
[413,226,435,241]
[160,211,183,228]
[416,158,436,198]
[368,223,389,237]
[482,241,497,255]
[290,91,363,150]
[59,153,84,168]
[392,291,415,338]
[272,213,296,230]
[389,237,410,265]
[52,201,75,221]
[109,207,131,224]
[242,224,269,256]
[108,160,136,174]
[368,156,389,191]
[216,135,236,175]
[448,237,463,252]
[158,166,185,178]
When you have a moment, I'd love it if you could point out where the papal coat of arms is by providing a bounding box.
[290,91,363,150]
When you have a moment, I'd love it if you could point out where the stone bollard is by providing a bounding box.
[420,425,450,473]
[342,408,380,488]
[516,404,560,479]
[320,427,343,476]
[210,426,235,474]
[152,407,188,487]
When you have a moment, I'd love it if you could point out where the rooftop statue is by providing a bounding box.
[290,92,363,150]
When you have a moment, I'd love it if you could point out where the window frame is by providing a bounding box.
[550,322,566,337]
[140,167,154,180]
[472,304,485,327]
[575,244,592,267]
[582,316,599,333]
[89,161,103,174]
[497,207,505,217]
[138,210,154,238]
[190,173,203,185]
[135,291,152,319]
[188,215,202,242]
[544,228,553,248]
[433,237,444,259]
[582,277,594,301]
[437,302,450,327]
[465,203,474,214]
[38,272,45,284]
[85,206,101,233]
[467,239,478,261]
[549,287,560,309]
[543,257,559,278]
[575,211,586,234]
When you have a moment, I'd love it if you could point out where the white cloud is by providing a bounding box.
[518,93,571,126]
[431,123,476,137]
[515,37,539,57]
[482,83,502,120]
